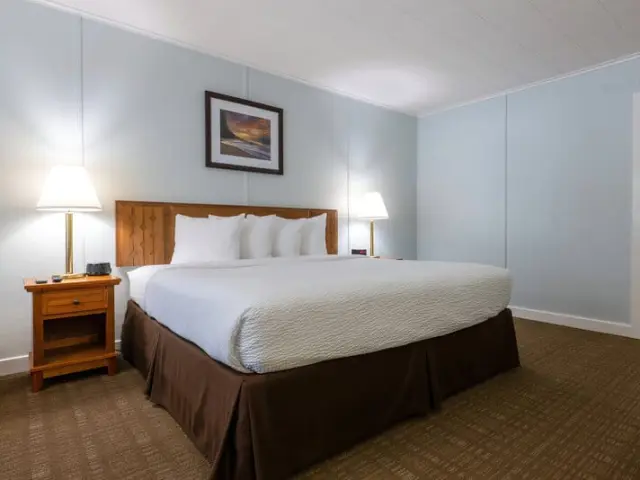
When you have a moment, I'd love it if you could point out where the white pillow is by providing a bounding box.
[171,214,242,264]
[208,213,244,220]
[241,215,276,259]
[272,217,304,257]
[300,213,327,255]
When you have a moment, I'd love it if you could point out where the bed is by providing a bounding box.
[116,200,520,480]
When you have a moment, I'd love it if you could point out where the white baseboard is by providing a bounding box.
[511,306,640,339]
[0,339,122,377]
[0,355,30,376]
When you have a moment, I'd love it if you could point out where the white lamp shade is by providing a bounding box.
[37,165,102,211]
[357,192,389,220]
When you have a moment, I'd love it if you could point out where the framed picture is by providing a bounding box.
[205,91,284,175]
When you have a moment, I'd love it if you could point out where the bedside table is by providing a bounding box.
[23,275,121,392]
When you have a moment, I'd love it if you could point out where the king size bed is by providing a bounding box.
[117,200,520,480]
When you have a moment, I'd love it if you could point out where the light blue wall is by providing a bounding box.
[417,97,506,267]
[0,0,417,361]
[342,98,417,258]
[507,61,640,323]
[0,1,82,361]
[418,58,640,324]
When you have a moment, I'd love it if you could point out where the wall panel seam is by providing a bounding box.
[504,94,509,269]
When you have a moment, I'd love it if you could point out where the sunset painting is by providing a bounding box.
[220,110,271,161]
[205,90,283,175]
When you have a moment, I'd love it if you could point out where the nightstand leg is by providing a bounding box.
[107,357,118,376]
[31,372,43,393]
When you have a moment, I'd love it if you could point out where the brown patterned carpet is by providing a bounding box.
[2,319,640,480]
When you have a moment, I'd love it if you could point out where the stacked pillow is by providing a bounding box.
[171,214,243,264]
[170,213,327,264]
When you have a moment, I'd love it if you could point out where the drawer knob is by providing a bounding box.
[72,299,80,305]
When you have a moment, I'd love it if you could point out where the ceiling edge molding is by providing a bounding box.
[420,51,640,118]
[26,0,416,117]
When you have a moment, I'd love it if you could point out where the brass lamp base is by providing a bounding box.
[65,211,74,275]
[369,220,375,257]
[53,212,84,280]
[61,212,86,279]
[61,273,86,280]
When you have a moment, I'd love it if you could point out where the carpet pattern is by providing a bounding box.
[1,319,640,479]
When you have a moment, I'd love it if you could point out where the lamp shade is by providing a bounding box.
[37,165,102,211]
[357,192,389,220]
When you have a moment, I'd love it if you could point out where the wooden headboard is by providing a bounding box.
[115,200,339,267]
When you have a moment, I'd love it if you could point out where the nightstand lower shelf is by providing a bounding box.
[43,344,112,367]
[44,333,101,350]
[29,349,117,390]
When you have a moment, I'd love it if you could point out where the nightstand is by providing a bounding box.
[23,275,121,392]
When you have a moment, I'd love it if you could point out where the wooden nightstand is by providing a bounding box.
[23,275,121,392]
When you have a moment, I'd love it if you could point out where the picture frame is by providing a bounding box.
[205,91,284,175]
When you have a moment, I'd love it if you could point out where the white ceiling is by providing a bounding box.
[38,0,640,115]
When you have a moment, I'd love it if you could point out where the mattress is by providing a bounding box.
[127,256,512,373]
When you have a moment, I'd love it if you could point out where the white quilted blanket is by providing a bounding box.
[135,256,511,373]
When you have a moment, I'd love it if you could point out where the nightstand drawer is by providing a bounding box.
[42,288,107,316]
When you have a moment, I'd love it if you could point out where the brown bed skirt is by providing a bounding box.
[121,300,520,480]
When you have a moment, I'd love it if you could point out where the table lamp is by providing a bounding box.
[37,165,102,278]
[357,192,388,257]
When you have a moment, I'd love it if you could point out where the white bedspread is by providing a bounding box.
[129,256,511,373]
